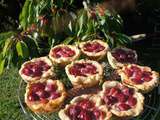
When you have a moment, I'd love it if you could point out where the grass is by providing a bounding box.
[0,67,25,120]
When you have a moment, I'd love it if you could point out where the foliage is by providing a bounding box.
[19,0,76,36]
[0,30,39,74]
[0,0,131,74]
[64,3,131,47]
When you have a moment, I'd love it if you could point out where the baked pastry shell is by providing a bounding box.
[19,56,54,83]
[65,59,103,87]
[25,79,67,113]
[99,81,144,117]
[59,94,112,120]
[107,47,137,69]
[79,39,109,60]
[49,44,80,66]
[118,64,159,93]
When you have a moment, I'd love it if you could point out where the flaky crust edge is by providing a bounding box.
[107,47,137,69]
[99,81,144,117]
[118,64,159,93]
[59,94,112,120]
[65,59,103,87]
[79,39,109,60]
[49,44,80,66]
[19,56,54,83]
[25,79,67,113]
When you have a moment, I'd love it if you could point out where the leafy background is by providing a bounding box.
[0,0,160,120]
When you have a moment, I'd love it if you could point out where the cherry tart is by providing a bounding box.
[25,79,67,113]
[99,81,144,117]
[65,59,103,87]
[59,94,112,120]
[107,47,137,69]
[79,40,109,60]
[49,44,80,66]
[118,64,159,92]
[19,57,54,83]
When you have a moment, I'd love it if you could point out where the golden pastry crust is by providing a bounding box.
[107,47,137,69]
[49,44,80,66]
[59,94,112,120]
[65,59,103,87]
[79,39,109,60]
[99,81,144,117]
[118,64,159,93]
[25,79,67,113]
[19,57,54,83]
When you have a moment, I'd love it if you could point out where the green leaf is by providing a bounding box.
[0,59,5,75]
[19,0,32,29]
[115,33,131,45]
[63,37,74,44]
[0,31,16,47]
[77,14,84,37]
[0,31,15,41]
[69,0,74,5]
[16,41,29,58]
[2,38,12,57]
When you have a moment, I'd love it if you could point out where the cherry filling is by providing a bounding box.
[69,63,97,77]
[67,99,104,120]
[103,86,137,111]
[83,42,105,53]
[28,82,61,102]
[125,65,153,84]
[22,61,51,77]
[112,48,137,63]
[52,47,75,58]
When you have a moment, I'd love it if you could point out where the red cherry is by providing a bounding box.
[130,66,141,73]
[68,105,81,118]
[36,61,46,66]
[118,103,131,111]
[125,68,133,77]
[105,88,111,95]
[25,63,34,69]
[116,93,128,103]
[127,51,136,63]
[31,65,42,76]
[69,67,79,76]
[64,47,75,57]
[22,68,33,76]
[49,92,60,99]
[45,84,57,92]
[52,47,61,58]
[93,109,103,119]
[78,99,94,109]
[104,96,117,105]
[40,98,49,104]
[28,92,40,101]
[132,78,143,84]
[122,88,134,96]
[52,47,75,58]
[31,83,45,92]
[127,96,137,106]
[78,110,91,120]
[112,49,126,62]
[142,71,152,82]
[43,65,50,71]
[132,70,143,84]
[84,42,105,53]
[108,87,120,96]
[119,53,127,60]
[36,90,50,99]
[69,63,97,77]
[31,64,40,72]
